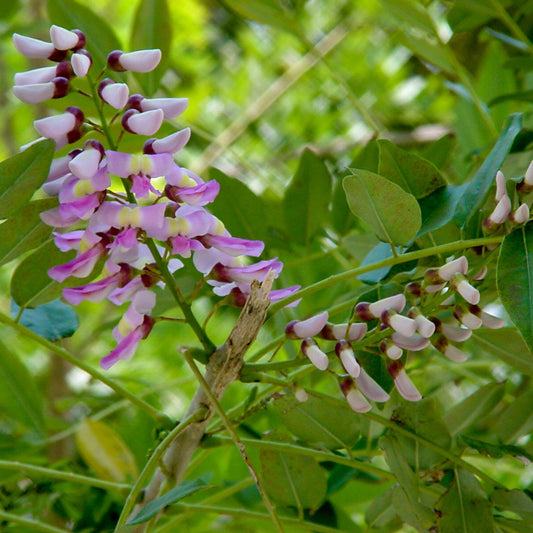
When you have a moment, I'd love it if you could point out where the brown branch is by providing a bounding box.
[139,271,275,515]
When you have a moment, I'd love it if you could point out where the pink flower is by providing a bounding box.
[107,49,162,73]
[144,128,191,155]
[286,311,329,339]
[48,242,105,282]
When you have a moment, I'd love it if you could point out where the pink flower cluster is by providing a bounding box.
[13,25,298,369]
[286,255,503,413]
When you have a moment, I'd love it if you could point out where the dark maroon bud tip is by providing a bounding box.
[52,77,69,98]
[71,29,86,50]
[405,282,422,297]
[65,106,85,126]
[164,184,180,202]
[353,302,373,322]
[424,268,443,285]
[68,148,83,159]
[335,339,350,357]
[140,315,155,338]
[48,48,68,62]
[83,139,106,158]
[320,323,336,340]
[143,138,156,154]
[469,304,481,316]
[429,317,442,330]
[340,377,353,396]
[387,360,403,379]
[98,78,115,99]
[56,61,74,79]
[127,94,144,111]
[121,108,138,133]
[433,335,448,353]
[285,320,299,339]
[107,50,125,71]
[67,128,83,144]
[229,287,247,307]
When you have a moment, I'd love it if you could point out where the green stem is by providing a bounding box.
[114,407,209,531]
[183,352,286,533]
[145,240,215,353]
[269,236,504,313]
[203,435,391,480]
[0,312,171,428]
[0,460,130,493]
[0,510,70,533]
[87,71,117,151]
[167,503,355,533]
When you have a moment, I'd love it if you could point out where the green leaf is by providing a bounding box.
[11,300,79,341]
[380,0,436,36]
[0,339,44,433]
[0,139,54,219]
[498,224,533,351]
[127,476,213,525]
[0,0,19,20]
[444,382,506,435]
[223,0,298,35]
[343,169,421,245]
[0,199,57,267]
[418,133,456,170]
[455,113,522,229]
[10,240,75,308]
[208,168,268,241]
[436,469,494,533]
[357,242,397,283]
[378,140,446,199]
[75,419,139,482]
[396,32,454,74]
[380,434,419,498]
[495,389,533,443]
[417,185,466,237]
[365,486,402,529]
[260,438,327,510]
[47,0,123,72]
[391,485,436,532]
[390,399,451,470]
[283,148,332,246]
[492,488,533,522]
[471,329,533,376]
[272,393,360,449]
[130,0,172,96]
[490,90,533,107]
[460,435,533,462]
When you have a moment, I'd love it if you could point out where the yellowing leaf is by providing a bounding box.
[75,419,138,483]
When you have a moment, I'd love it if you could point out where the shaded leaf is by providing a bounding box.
[418,133,456,170]
[208,168,268,241]
[444,382,506,435]
[47,0,123,72]
[396,32,454,74]
[260,439,327,510]
[10,240,75,308]
[127,476,213,525]
[357,242,397,283]
[283,148,332,246]
[272,393,360,449]
[497,224,533,351]
[495,388,533,443]
[11,300,78,341]
[343,169,421,245]
[417,185,466,237]
[223,0,298,35]
[435,469,494,533]
[0,339,44,433]
[492,489,533,521]
[130,0,172,96]
[391,485,436,533]
[75,419,139,482]
[378,139,445,199]
[490,90,533,107]
[365,486,402,529]
[380,0,436,36]
[0,199,57,267]
[471,328,533,376]
[0,139,54,219]
[380,434,419,498]
[455,113,522,229]
[391,399,451,470]
[460,435,533,462]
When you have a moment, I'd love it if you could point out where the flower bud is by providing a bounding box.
[495,170,506,201]
[140,97,189,119]
[68,143,104,180]
[340,378,371,413]
[34,106,84,142]
[438,256,468,281]
[517,160,533,194]
[13,77,68,104]
[391,332,430,351]
[440,323,472,342]
[122,108,164,136]
[335,340,360,377]
[368,294,406,317]
[320,321,367,342]
[433,335,467,362]
[50,25,80,50]
[510,203,530,225]
[144,128,191,155]
[453,306,483,329]
[285,311,328,339]
[388,361,422,402]
[13,33,55,59]
[407,308,435,338]
[450,273,480,305]
[294,387,308,403]
[381,310,417,337]
[469,305,505,329]
[108,49,162,73]
[99,79,129,109]
[379,338,403,360]
[483,194,511,231]
[301,338,328,371]
[355,368,390,403]
[71,50,92,77]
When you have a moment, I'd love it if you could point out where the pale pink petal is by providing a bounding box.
[393,369,422,402]
[71,52,91,77]
[287,311,328,339]
[119,49,161,72]
[140,97,188,119]
[438,256,468,281]
[368,294,405,317]
[14,66,57,85]
[50,25,79,50]
[13,82,56,104]
[147,128,191,154]
[101,82,129,109]
[355,368,390,403]
[301,339,329,371]
[13,34,54,58]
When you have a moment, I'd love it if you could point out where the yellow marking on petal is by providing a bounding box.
[79,238,92,252]
[139,154,153,174]
[129,207,141,227]
[118,207,131,226]
[166,218,183,236]
[213,218,226,235]
[73,179,94,197]
[117,319,134,337]
[180,175,197,187]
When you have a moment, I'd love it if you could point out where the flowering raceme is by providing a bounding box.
[13,25,298,369]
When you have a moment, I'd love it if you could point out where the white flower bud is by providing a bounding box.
[287,311,328,339]
[391,333,430,351]
[71,52,92,77]
[123,109,164,136]
[119,49,162,72]
[146,128,191,154]
[50,25,79,50]
[14,66,57,85]
[368,294,405,317]
[101,82,129,110]
[355,368,390,403]
[438,256,468,281]
[13,33,55,58]
[13,82,56,104]
[140,97,188,119]
[495,170,506,201]
[301,338,328,371]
